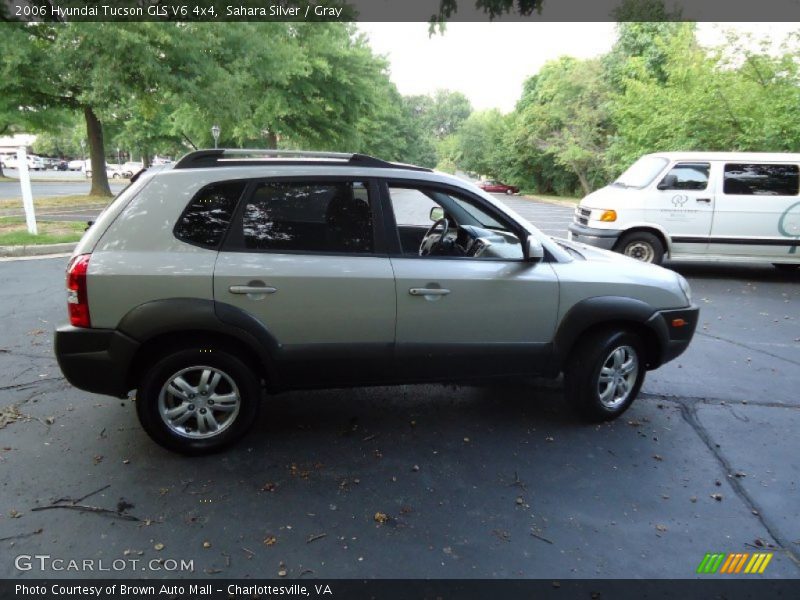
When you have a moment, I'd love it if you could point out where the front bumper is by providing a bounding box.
[54,326,139,398]
[646,306,700,367]
[567,222,622,251]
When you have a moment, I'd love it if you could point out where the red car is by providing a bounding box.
[477,179,519,195]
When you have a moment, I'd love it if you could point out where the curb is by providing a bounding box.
[0,242,77,258]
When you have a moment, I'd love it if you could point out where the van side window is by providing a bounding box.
[723,163,799,196]
[657,163,710,191]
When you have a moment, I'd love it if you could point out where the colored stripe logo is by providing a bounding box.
[697,552,772,574]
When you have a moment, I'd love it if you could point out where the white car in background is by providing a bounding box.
[121,161,144,178]
[3,154,46,170]
[85,163,124,179]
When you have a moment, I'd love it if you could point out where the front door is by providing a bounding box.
[383,183,559,380]
[646,161,715,257]
[214,178,396,386]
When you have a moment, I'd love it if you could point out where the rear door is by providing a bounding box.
[709,162,800,259]
[214,178,397,386]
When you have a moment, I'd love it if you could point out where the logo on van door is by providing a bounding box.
[778,201,800,254]
[671,194,689,207]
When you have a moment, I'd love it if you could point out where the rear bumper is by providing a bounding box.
[647,306,700,367]
[54,326,139,398]
[567,223,622,251]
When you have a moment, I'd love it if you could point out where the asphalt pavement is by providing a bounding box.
[0,173,126,201]
[0,197,798,580]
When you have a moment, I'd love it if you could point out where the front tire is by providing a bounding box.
[136,348,261,454]
[564,329,646,422]
[616,231,664,265]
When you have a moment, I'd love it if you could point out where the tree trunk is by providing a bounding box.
[0,161,5,178]
[570,161,591,196]
[266,132,278,149]
[84,106,111,197]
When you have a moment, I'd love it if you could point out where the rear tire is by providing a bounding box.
[564,328,646,422]
[136,347,261,455]
[616,231,664,265]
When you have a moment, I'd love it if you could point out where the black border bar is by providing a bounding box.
[3,579,800,600]
[4,0,800,22]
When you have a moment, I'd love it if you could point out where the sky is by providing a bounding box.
[357,22,798,113]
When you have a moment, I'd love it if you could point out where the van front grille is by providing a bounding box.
[575,207,591,226]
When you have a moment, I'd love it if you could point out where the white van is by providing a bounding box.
[568,152,800,270]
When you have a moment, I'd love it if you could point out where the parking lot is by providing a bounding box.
[0,194,798,580]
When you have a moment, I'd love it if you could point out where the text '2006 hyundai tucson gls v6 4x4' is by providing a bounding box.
[54,149,698,454]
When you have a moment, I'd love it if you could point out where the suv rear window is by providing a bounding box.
[238,181,374,254]
[174,181,246,248]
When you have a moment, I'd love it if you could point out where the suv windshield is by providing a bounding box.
[613,156,669,189]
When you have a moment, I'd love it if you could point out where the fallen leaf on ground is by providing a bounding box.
[154,543,164,551]
[656,524,667,532]
[263,536,277,546]
[374,512,389,524]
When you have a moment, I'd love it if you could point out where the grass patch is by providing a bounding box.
[0,193,112,211]
[519,192,580,206]
[0,217,85,245]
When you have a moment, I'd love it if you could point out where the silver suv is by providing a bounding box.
[54,150,698,454]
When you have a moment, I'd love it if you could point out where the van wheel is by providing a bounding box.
[136,348,260,455]
[773,263,799,272]
[565,328,646,422]
[617,231,664,264]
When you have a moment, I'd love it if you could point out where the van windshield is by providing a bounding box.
[613,156,669,189]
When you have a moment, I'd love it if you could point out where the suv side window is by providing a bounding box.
[723,163,799,196]
[237,181,374,254]
[657,163,710,190]
[388,184,523,260]
[174,181,246,248]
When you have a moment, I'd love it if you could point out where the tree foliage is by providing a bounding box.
[0,22,450,193]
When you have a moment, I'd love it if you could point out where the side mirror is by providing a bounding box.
[430,206,444,222]
[526,236,544,262]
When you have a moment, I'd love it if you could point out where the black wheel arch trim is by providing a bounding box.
[117,298,280,383]
[553,296,670,368]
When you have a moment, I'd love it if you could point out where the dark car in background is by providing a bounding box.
[477,179,519,195]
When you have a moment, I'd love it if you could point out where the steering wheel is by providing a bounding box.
[419,217,450,256]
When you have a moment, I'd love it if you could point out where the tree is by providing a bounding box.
[406,90,472,140]
[456,110,508,178]
[0,23,200,196]
[512,57,612,194]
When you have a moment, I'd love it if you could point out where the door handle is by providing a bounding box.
[696,197,712,203]
[409,288,450,296]
[229,285,277,295]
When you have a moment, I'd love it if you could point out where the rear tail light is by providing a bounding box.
[66,254,91,328]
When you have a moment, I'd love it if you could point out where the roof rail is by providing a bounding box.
[172,149,431,172]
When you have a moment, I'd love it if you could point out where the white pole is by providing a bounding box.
[17,147,37,235]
